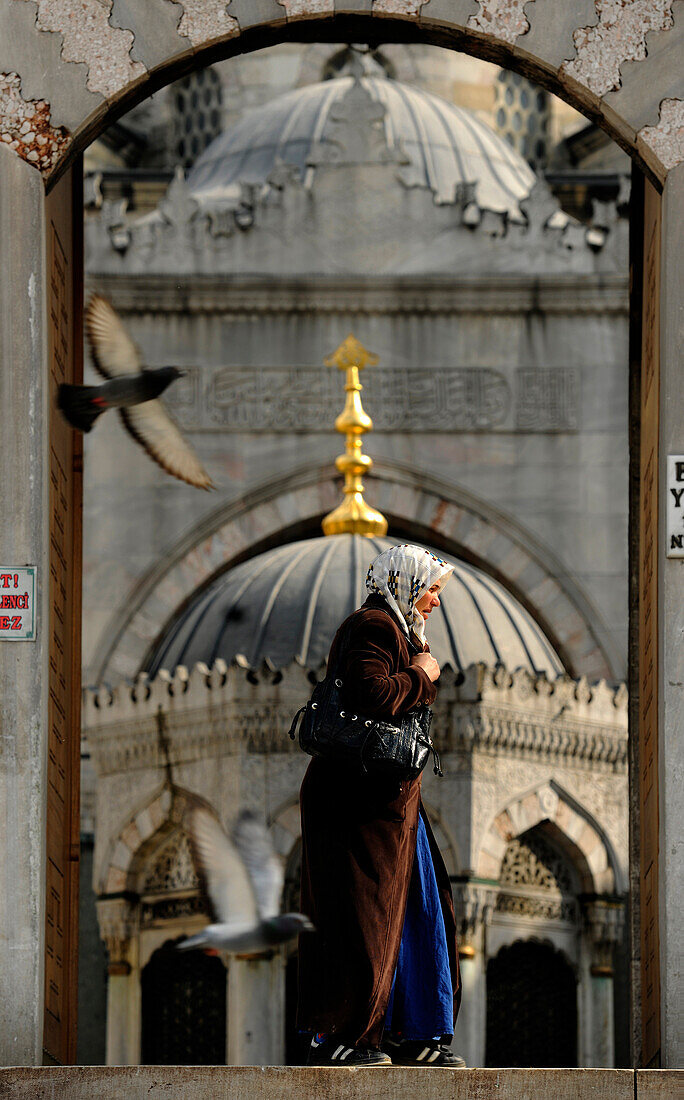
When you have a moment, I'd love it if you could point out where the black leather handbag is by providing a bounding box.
[288,616,442,781]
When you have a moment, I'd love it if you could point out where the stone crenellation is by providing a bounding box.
[84,659,628,777]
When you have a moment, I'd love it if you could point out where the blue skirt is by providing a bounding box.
[385,812,454,1040]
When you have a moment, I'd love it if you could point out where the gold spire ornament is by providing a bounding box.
[321,335,388,538]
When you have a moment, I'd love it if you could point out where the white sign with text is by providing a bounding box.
[0,567,37,640]
[667,456,684,558]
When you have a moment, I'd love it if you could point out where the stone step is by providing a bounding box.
[0,1066,680,1100]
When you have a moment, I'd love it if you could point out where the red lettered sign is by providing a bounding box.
[0,567,37,640]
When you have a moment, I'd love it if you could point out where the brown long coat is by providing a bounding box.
[297,595,461,1048]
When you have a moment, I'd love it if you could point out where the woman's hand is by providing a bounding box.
[411,652,441,682]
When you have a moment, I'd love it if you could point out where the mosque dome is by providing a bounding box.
[187,75,537,219]
[147,535,565,678]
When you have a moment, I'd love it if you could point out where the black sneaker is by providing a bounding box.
[382,1037,466,1067]
[307,1036,392,1066]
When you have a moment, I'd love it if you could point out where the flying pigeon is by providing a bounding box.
[57,295,213,490]
[178,805,314,954]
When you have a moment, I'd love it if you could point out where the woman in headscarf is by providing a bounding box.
[297,544,464,1068]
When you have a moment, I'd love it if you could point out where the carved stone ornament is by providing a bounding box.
[453,881,495,952]
[96,895,139,974]
[583,897,626,975]
[143,829,199,894]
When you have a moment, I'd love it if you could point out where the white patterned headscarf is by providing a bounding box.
[365,543,453,646]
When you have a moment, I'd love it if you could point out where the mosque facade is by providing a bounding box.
[79,43,631,1069]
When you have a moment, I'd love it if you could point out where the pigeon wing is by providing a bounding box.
[120,402,213,490]
[187,806,259,925]
[232,811,284,919]
[85,295,144,379]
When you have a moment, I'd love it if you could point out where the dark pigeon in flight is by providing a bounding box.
[58,295,213,490]
[178,804,314,954]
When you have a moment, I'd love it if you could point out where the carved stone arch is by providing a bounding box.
[99,784,204,897]
[94,459,620,684]
[476,779,621,894]
[1,2,681,184]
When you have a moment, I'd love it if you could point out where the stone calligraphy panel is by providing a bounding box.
[164,366,579,433]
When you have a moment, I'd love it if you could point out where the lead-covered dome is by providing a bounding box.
[147,535,564,678]
[187,75,536,219]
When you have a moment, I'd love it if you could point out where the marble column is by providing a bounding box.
[227,951,286,1066]
[97,898,140,1066]
[581,898,625,1067]
[452,883,493,1068]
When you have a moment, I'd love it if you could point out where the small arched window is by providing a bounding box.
[173,68,223,169]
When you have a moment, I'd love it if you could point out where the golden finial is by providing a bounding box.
[322,335,388,538]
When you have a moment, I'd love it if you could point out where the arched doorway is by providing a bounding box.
[486,940,577,1067]
[141,938,227,1065]
[0,0,677,1070]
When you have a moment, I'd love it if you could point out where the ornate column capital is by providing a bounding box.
[453,881,495,957]
[96,895,139,976]
[582,896,625,976]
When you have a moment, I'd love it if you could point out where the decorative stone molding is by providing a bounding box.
[583,896,626,975]
[453,881,495,953]
[476,778,621,893]
[85,162,622,277]
[447,666,628,769]
[84,661,627,779]
[96,895,139,974]
[88,273,629,316]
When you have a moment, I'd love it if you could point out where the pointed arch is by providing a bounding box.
[98,783,206,896]
[93,460,621,685]
[476,779,623,894]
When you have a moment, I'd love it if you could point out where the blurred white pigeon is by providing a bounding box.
[178,805,314,954]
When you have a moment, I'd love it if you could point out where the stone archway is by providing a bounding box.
[0,0,681,1069]
[476,779,621,894]
[93,461,621,684]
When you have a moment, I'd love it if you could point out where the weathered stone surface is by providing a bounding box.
[0,1066,640,1098]
[468,0,529,44]
[0,0,101,133]
[638,98,684,175]
[373,0,428,15]
[174,0,239,46]
[110,0,190,69]
[517,0,598,70]
[562,0,675,99]
[419,0,479,33]
[602,5,684,134]
[278,0,335,16]
[226,0,288,32]
[29,0,146,99]
[334,0,373,12]
[637,1070,684,1096]
[0,71,69,171]
[0,144,49,1067]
